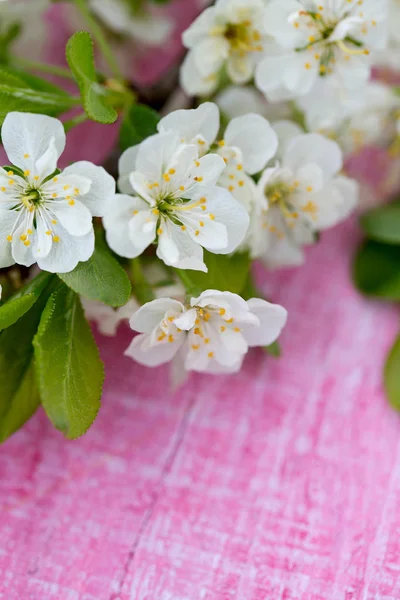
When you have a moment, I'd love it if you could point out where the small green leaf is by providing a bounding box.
[360,202,400,245]
[264,340,281,357]
[353,240,400,300]
[385,333,400,411]
[0,285,51,442]
[66,31,118,124]
[0,272,53,331]
[33,283,104,439]
[179,251,251,297]
[58,237,131,307]
[120,103,160,151]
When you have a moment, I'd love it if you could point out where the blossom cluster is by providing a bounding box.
[3,0,400,382]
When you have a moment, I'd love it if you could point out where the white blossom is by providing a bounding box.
[89,0,173,46]
[249,131,359,268]
[181,0,271,96]
[297,79,400,154]
[104,120,249,272]
[255,0,389,101]
[0,112,115,273]
[158,102,278,211]
[125,291,288,373]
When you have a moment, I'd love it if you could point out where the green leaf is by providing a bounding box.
[353,240,400,300]
[58,237,131,307]
[66,31,118,124]
[0,361,40,442]
[0,80,76,126]
[0,285,52,442]
[33,283,104,439]
[385,333,400,411]
[120,103,160,151]
[360,202,400,245]
[5,68,70,96]
[0,271,53,331]
[179,251,251,297]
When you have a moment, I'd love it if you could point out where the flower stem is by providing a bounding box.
[63,113,88,132]
[130,258,155,305]
[13,58,75,80]
[74,0,123,81]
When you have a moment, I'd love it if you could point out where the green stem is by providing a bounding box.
[74,0,123,81]
[63,113,88,132]
[130,258,155,305]
[13,58,75,80]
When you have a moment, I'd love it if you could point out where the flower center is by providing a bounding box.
[20,187,43,211]
[222,20,262,53]
[294,8,370,75]
[265,181,299,221]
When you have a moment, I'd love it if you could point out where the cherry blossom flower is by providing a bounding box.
[255,0,389,101]
[158,102,278,211]
[0,112,116,273]
[181,0,271,96]
[125,291,288,373]
[249,132,359,268]
[104,124,249,273]
[297,80,400,154]
[82,298,140,337]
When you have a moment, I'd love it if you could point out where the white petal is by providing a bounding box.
[37,227,95,274]
[216,86,268,119]
[180,51,220,97]
[33,211,53,259]
[62,162,115,217]
[174,308,198,331]
[272,120,303,160]
[2,112,65,176]
[224,114,278,174]
[125,333,184,367]
[128,209,158,256]
[43,174,91,199]
[135,131,180,181]
[226,53,254,85]
[194,186,249,254]
[118,145,139,194]
[185,154,227,194]
[179,209,228,251]
[241,299,287,347]
[158,102,220,148]
[191,290,253,320]
[130,298,185,333]
[11,220,36,268]
[103,194,152,258]
[283,134,343,182]
[0,209,16,268]
[157,219,207,272]
[192,36,229,77]
[263,0,306,47]
[125,12,173,45]
[182,6,217,47]
[51,199,93,236]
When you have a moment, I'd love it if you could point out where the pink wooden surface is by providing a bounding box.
[1,217,400,599]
